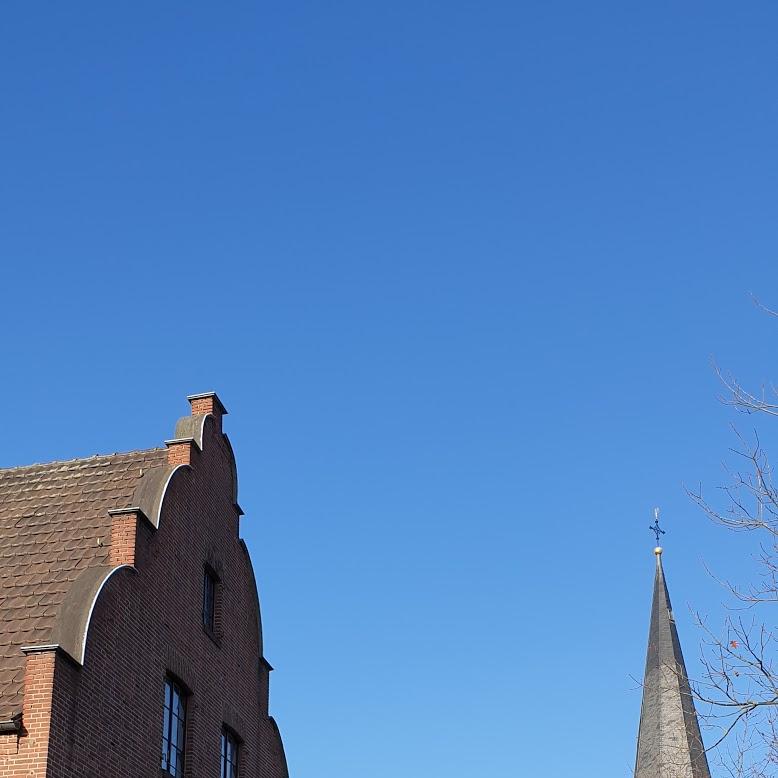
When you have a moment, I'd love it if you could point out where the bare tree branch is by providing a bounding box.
[689,300,778,775]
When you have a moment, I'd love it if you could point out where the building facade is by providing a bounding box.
[0,393,288,777]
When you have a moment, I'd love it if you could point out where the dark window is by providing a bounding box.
[161,678,186,776]
[203,567,217,632]
[220,728,239,778]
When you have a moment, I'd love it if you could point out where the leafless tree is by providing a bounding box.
[687,298,778,776]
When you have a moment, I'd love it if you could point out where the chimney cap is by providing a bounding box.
[186,392,228,416]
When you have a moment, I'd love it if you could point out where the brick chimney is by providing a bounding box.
[187,392,227,425]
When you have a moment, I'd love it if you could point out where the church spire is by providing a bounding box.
[634,519,711,778]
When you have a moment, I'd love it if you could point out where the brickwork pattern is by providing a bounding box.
[108,513,140,567]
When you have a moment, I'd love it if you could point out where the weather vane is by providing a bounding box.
[650,507,665,547]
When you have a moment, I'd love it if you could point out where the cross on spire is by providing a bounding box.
[650,507,665,547]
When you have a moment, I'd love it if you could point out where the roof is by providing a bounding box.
[0,448,167,720]
[634,550,711,778]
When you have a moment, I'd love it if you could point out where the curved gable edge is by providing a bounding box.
[239,539,264,659]
[131,463,190,529]
[221,432,240,506]
[174,413,239,509]
[174,413,209,449]
[266,715,290,778]
[51,564,136,666]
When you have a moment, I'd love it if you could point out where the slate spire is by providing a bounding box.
[634,546,711,778]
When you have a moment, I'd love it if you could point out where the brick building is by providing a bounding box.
[0,393,289,777]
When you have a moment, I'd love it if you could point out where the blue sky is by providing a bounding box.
[2,2,778,775]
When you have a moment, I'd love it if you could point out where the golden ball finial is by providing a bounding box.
[654,546,663,555]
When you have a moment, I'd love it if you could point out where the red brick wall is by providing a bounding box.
[0,414,288,778]
[109,512,140,567]
[0,650,79,778]
[189,396,223,420]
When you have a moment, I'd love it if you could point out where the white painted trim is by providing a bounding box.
[20,644,60,654]
[164,437,198,447]
[186,391,219,401]
[79,564,133,665]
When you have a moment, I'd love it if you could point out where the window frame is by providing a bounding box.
[202,565,218,635]
[220,726,240,778]
[161,677,187,777]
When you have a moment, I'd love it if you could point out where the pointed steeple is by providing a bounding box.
[634,545,711,777]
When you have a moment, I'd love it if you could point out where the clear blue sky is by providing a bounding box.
[2,3,777,776]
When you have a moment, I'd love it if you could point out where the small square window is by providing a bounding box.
[203,567,217,632]
[161,678,186,776]
[220,727,239,778]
